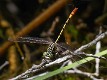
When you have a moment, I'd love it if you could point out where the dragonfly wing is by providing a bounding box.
[8,37,52,44]
[56,43,95,67]
[56,43,72,51]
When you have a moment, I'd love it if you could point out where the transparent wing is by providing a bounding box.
[55,43,94,69]
[8,37,52,44]
[56,43,72,51]
[56,43,90,61]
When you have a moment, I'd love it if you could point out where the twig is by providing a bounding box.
[0,61,9,70]
[94,41,100,76]
[10,31,107,80]
[10,55,72,80]
[74,31,107,53]
[26,72,49,80]
[41,17,59,37]
[65,69,103,80]
[64,28,103,80]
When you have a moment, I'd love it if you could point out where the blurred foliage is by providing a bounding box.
[66,25,78,40]
[0,0,107,80]
[0,30,4,39]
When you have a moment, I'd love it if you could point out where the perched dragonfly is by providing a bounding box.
[9,8,78,61]
[8,36,86,61]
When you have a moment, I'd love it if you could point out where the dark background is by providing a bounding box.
[0,0,107,80]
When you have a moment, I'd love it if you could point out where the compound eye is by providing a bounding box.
[43,52,47,57]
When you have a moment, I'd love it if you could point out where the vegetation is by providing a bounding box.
[0,0,107,80]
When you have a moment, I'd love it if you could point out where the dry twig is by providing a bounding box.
[10,30,107,80]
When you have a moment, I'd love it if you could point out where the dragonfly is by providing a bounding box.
[9,8,78,61]
[8,7,104,63]
[9,36,103,64]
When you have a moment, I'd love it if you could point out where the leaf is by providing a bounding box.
[33,50,107,80]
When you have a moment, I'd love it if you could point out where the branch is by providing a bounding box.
[10,54,72,80]
[10,31,107,80]
[74,31,107,53]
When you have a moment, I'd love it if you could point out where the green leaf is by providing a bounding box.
[67,25,78,40]
[33,50,107,80]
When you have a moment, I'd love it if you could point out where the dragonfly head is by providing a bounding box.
[43,52,53,59]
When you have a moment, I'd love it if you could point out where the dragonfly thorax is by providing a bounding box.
[43,51,53,59]
[43,43,55,59]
